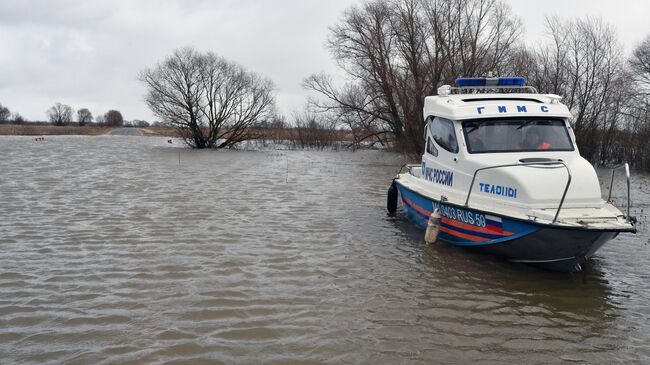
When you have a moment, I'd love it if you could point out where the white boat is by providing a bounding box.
[387,77,636,272]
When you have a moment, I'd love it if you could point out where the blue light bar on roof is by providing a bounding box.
[455,77,526,87]
[497,77,526,86]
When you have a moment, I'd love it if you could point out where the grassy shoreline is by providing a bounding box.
[0,124,112,136]
[0,124,179,136]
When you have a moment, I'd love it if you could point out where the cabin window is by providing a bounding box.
[426,137,438,156]
[429,116,458,153]
[462,118,574,153]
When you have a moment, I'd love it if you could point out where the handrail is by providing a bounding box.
[464,160,572,224]
[605,163,631,222]
[397,163,421,176]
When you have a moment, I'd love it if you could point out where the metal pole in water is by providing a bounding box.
[178,150,181,166]
[625,163,630,220]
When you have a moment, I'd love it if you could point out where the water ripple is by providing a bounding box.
[0,136,649,364]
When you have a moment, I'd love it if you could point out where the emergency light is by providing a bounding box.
[455,77,526,87]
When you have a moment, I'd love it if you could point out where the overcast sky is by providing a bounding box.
[0,0,648,122]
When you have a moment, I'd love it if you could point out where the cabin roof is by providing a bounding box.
[423,93,573,121]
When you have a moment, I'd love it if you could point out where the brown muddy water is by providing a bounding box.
[1,135,649,364]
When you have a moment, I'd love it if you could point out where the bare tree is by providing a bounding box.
[290,111,339,150]
[134,120,150,127]
[77,108,93,126]
[524,17,628,163]
[11,113,25,124]
[630,35,650,88]
[0,103,10,122]
[305,0,523,155]
[139,47,276,149]
[47,102,74,126]
[619,35,650,169]
[104,110,124,127]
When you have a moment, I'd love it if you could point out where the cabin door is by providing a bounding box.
[421,116,459,192]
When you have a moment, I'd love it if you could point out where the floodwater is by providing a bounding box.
[1,135,649,364]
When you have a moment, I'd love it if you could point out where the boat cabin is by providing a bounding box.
[414,77,612,224]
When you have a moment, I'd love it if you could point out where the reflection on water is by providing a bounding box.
[0,135,648,364]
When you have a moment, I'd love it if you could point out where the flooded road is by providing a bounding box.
[105,128,145,136]
[1,136,649,364]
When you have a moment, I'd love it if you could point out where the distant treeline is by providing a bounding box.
[0,102,161,128]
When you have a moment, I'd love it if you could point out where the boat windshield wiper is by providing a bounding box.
[465,124,480,134]
[516,119,536,130]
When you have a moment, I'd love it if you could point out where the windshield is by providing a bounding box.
[462,118,574,153]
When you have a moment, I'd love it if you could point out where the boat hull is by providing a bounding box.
[395,180,620,272]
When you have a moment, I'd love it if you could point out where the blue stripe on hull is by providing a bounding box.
[396,182,540,247]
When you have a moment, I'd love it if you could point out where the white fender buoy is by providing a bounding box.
[424,209,441,244]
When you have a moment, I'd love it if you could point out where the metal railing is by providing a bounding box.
[605,163,632,222]
[397,164,421,176]
[464,160,572,224]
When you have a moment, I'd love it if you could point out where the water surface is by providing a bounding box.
[1,136,649,364]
